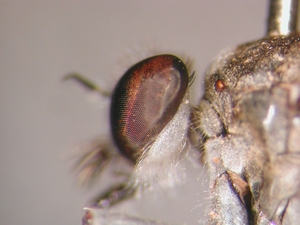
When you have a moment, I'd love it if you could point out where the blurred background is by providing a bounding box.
[1,1,267,224]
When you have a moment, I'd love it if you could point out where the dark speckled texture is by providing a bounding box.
[192,35,300,224]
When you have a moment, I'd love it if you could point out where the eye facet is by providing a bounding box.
[215,79,226,92]
[110,55,189,162]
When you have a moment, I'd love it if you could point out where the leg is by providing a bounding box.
[92,183,136,208]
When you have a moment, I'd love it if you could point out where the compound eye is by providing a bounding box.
[215,79,226,92]
[110,54,189,163]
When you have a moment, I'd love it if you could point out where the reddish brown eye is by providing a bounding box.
[215,79,226,92]
[110,55,189,162]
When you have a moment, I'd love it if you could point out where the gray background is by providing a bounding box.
[1,1,267,225]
